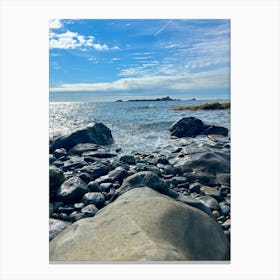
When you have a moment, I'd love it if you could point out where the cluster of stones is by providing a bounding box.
[49,118,231,261]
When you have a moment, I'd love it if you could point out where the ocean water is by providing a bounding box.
[49,98,230,154]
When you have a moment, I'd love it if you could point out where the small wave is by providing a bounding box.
[133,121,174,130]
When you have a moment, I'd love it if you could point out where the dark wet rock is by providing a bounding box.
[219,203,230,216]
[49,218,70,241]
[62,157,87,172]
[221,219,231,230]
[157,157,169,165]
[69,143,99,156]
[56,177,88,204]
[50,123,114,153]
[198,196,220,210]
[49,166,66,191]
[52,160,64,168]
[53,148,68,158]
[107,167,129,184]
[170,117,228,138]
[78,173,91,184]
[189,182,202,193]
[57,206,75,215]
[53,201,64,212]
[87,181,101,192]
[217,215,227,223]
[177,182,189,189]
[74,202,85,210]
[95,175,113,184]
[82,152,117,159]
[112,171,178,202]
[200,186,222,201]
[112,183,121,189]
[216,173,230,186]
[105,188,116,200]
[173,151,230,175]
[170,176,187,186]
[80,164,110,180]
[220,185,230,196]
[58,213,70,222]
[49,155,56,164]
[69,211,86,222]
[81,204,98,217]
[50,187,229,261]
[100,182,112,192]
[83,156,96,163]
[120,155,136,165]
[82,192,106,208]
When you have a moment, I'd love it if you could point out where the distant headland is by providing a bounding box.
[115,96,180,102]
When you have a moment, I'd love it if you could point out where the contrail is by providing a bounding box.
[154,19,173,37]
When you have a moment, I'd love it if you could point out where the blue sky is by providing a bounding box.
[49,19,230,101]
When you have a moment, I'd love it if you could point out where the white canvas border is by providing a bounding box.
[0,0,279,279]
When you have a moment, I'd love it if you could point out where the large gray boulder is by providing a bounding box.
[50,123,113,153]
[50,187,229,261]
[49,218,70,241]
[170,117,228,138]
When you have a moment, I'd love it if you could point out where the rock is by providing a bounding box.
[212,210,220,218]
[219,204,230,216]
[107,167,129,184]
[50,123,114,153]
[74,203,85,210]
[221,219,231,230]
[189,182,202,193]
[170,117,228,138]
[216,173,230,186]
[68,211,86,222]
[173,151,230,175]
[157,157,169,165]
[82,192,105,208]
[62,157,87,172]
[69,143,99,156]
[49,218,70,241]
[83,152,117,159]
[53,148,68,158]
[170,117,204,138]
[56,177,88,204]
[87,181,102,192]
[50,187,229,261]
[112,171,178,201]
[200,186,222,201]
[49,166,66,191]
[49,155,56,164]
[80,164,110,180]
[199,196,220,210]
[78,172,91,184]
[120,155,136,165]
[170,176,187,186]
[99,183,112,192]
[57,206,75,215]
[81,204,98,217]
[58,213,70,222]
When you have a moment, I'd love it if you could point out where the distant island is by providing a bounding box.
[171,102,230,111]
[115,96,180,102]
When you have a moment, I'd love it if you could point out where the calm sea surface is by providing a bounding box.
[49,98,230,154]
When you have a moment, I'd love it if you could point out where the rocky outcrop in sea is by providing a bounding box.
[49,118,231,261]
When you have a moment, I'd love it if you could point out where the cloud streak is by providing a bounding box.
[50,67,229,92]
[154,19,173,36]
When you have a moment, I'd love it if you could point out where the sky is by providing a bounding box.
[49,19,230,101]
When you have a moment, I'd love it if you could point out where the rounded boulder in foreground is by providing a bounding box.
[50,187,230,261]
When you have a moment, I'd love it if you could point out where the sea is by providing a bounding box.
[49,96,230,155]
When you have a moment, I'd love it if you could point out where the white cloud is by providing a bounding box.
[49,19,63,29]
[49,30,118,51]
[50,67,229,92]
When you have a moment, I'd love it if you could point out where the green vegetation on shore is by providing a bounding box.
[170,102,230,111]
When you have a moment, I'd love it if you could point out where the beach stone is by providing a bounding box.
[80,164,110,180]
[74,203,85,210]
[221,219,231,230]
[189,182,202,193]
[95,175,113,184]
[170,117,204,138]
[49,155,56,164]
[53,148,68,158]
[57,206,75,215]
[50,123,114,153]
[157,157,169,165]
[120,155,136,165]
[199,196,220,210]
[87,181,101,192]
[78,173,91,184]
[82,192,105,208]
[107,167,129,184]
[219,204,230,216]
[201,126,228,137]
[220,185,230,196]
[50,187,229,261]
[200,186,222,201]
[56,177,88,204]
[216,173,230,186]
[69,143,99,156]
[58,213,70,222]
[170,176,187,186]
[68,211,86,222]
[112,171,178,201]
[83,152,117,159]
[49,166,66,191]
[49,218,70,241]
[99,182,112,192]
[212,210,220,218]
[81,204,98,217]
[62,157,87,172]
